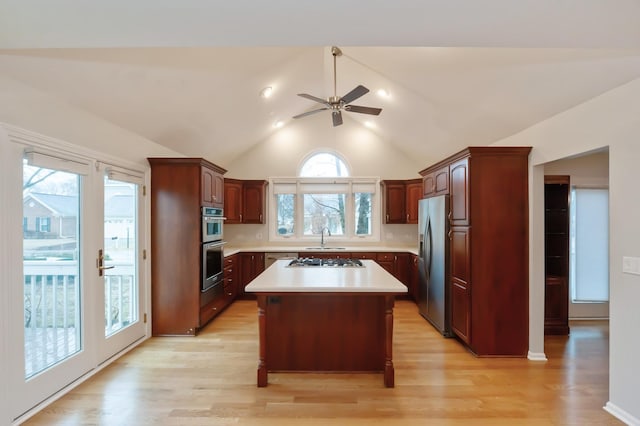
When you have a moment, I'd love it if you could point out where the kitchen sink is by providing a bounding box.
[305,247,346,250]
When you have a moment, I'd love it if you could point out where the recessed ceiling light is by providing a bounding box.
[260,86,273,98]
[273,120,284,128]
[364,121,375,128]
[377,89,390,98]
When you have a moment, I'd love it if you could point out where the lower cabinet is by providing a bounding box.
[450,279,470,344]
[224,254,239,302]
[240,252,265,299]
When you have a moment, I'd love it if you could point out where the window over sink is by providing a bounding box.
[269,151,380,242]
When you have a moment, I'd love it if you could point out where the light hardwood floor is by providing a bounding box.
[23,300,620,425]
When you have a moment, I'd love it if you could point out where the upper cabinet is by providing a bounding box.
[381,180,406,224]
[382,179,423,224]
[201,165,225,208]
[224,179,267,224]
[405,179,422,224]
[421,165,449,198]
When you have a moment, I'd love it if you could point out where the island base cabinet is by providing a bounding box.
[256,294,396,387]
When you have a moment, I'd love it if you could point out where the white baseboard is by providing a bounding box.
[604,401,640,425]
[527,351,548,361]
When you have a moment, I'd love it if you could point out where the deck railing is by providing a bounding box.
[23,261,136,378]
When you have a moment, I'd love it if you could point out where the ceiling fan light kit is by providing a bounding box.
[293,46,382,127]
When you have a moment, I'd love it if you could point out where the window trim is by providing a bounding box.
[268,177,381,243]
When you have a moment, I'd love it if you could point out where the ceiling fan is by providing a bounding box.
[293,46,382,127]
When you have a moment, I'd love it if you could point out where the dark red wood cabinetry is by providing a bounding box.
[382,179,423,224]
[240,252,265,298]
[224,179,267,224]
[420,147,531,356]
[405,179,423,224]
[201,166,225,208]
[148,157,227,336]
[422,165,449,198]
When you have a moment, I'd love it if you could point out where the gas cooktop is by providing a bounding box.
[287,257,364,267]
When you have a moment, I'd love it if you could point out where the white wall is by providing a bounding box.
[224,111,423,248]
[224,111,424,179]
[544,151,610,319]
[0,74,181,165]
[496,77,640,423]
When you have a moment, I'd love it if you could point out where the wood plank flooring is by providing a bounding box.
[23,300,620,425]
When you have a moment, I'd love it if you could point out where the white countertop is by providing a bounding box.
[244,259,408,293]
[224,245,418,257]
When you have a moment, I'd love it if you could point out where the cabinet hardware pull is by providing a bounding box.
[240,214,242,221]
[448,230,452,239]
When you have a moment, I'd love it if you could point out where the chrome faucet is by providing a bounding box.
[320,226,331,248]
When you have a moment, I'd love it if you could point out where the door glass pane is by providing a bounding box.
[23,164,81,378]
[104,177,138,337]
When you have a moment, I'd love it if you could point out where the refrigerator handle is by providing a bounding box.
[425,217,432,278]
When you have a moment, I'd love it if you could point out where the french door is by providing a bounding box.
[6,139,147,421]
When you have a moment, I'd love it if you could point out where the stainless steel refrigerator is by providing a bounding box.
[417,195,452,336]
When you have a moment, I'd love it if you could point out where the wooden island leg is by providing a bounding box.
[384,295,395,388]
[256,295,268,387]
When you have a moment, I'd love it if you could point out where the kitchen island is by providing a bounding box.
[244,259,407,387]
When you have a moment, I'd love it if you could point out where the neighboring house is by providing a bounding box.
[22,193,78,239]
[23,192,134,247]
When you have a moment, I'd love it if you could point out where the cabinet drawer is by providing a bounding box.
[351,252,377,260]
[376,252,395,262]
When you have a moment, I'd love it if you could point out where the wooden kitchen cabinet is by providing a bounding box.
[240,252,265,299]
[242,180,267,223]
[382,179,423,224]
[147,157,227,336]
[409,254,419,301]
[448,157,469,226]
[381,180,406,224]
[422,165,449,198]
[450,226,471,343]
[420,147,531,356]
[224,179,267,224]
[201,165,225,208]
[223,179,243,223]
[405,179,423,224]
[224,254,240,302]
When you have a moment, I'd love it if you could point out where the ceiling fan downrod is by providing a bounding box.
[330,46,342,106]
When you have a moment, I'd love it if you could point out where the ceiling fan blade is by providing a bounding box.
[293,108,328,119]
[344,105,382,116]
[341,85,369,104]
[332,111,343,127]
[298,93,329,105]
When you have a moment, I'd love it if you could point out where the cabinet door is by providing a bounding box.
[405,181,422,224]
[201,167,215,206]
[450,227,471,343]
[423,173,436,198]
[433,166,450,195]
[212,173,224,207]
[240,252,265,298]
[410,254,419,301]
[449,157,469,226]
[224,180,243,224]
[201,167,223,207]
[243,181,266,224]
[382,181,406,223]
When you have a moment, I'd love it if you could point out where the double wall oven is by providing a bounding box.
[202,207,225,293]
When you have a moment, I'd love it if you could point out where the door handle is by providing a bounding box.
[97,249,114,277]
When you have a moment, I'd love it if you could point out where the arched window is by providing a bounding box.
[299,152,349,177]
[270,151,378,242]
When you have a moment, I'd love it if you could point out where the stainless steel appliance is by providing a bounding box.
[418,195,452,336]
[287,257,364,267]
[202,207,224,242]
[202,240,225,292]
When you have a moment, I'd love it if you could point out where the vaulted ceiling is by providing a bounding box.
[1,1,639,166]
